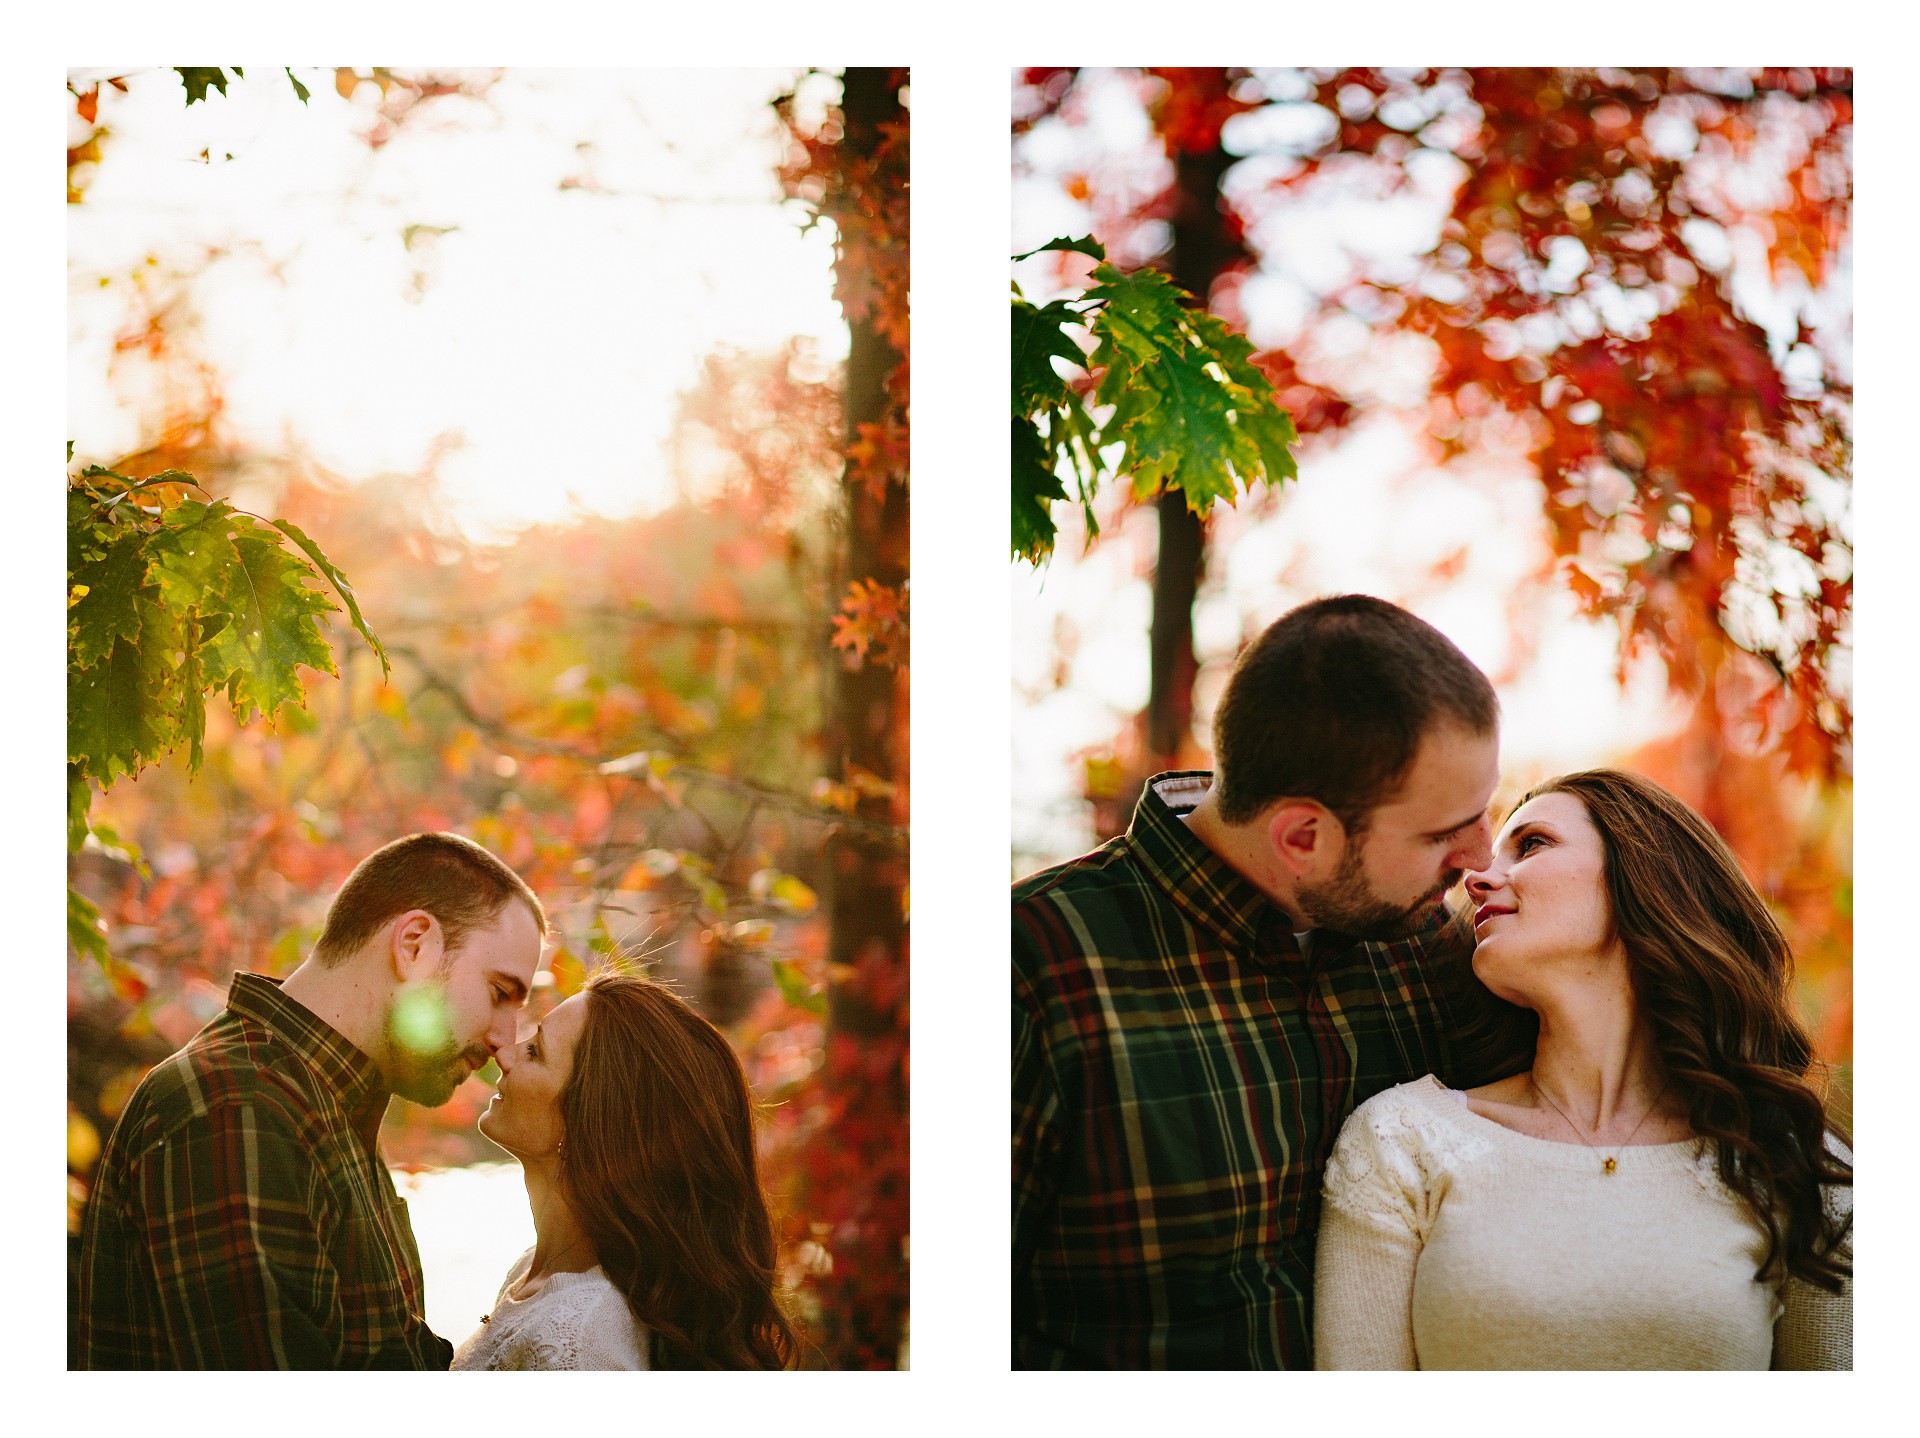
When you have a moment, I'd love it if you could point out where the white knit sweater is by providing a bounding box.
[451,1248,650,1371]
[1313,1076,1851,1370]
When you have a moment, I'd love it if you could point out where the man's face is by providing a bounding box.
[1297,723,1499,939]
[382,900,543,1107]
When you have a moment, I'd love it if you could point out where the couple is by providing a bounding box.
[75,833,795,1370]
[1012,595,1851,1369]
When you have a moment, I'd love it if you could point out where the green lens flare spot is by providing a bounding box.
[391,985,452,1057]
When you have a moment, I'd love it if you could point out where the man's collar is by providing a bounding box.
[227,972,390,1142]
[1126,771,1303,960]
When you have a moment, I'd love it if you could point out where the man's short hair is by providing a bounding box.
[313,832,547,966]
[1211,594,1497,830]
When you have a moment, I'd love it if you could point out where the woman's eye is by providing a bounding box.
[1517,834,1544,855]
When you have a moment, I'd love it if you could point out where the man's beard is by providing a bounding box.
[381,984,488,1107]
[1299,838,1460,940]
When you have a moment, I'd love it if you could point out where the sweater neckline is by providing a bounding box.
[501,1257,609,1307]
[1410,1074,1704,1170]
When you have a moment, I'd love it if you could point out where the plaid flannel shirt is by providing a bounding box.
[76,973,452,1369]
[1012,772,1494,1370]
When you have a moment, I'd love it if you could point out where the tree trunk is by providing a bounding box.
[1142,135,1237,773]
[815,65,909,1371]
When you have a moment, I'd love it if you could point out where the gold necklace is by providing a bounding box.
[1529,1074,1671,1175]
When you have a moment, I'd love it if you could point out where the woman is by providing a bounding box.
[452,972,796,1369]
[1313,769,1851,1369]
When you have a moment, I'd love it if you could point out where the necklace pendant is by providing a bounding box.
[1602,1156,1618,1175]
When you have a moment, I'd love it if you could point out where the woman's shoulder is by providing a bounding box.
[1323,1078,1490,1226]
[1332,1077,1491,1171]
[1343,1074,1468,1133]
[562,1270,650,1369]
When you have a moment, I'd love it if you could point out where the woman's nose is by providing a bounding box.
[1464,868,1498,900]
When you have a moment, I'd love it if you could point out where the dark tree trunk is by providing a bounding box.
[1142,134,1237,773]
[816,65,909,1371]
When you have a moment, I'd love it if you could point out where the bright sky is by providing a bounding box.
[67,67,845,539]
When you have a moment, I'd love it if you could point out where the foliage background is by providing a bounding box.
[66,66,908,1368]
[1012,67,1851,1117]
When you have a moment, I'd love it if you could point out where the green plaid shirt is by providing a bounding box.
[76,973,452,1369]
[1012,772,1494,1369]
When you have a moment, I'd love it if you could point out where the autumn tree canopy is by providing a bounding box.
[1016,66,1851,781]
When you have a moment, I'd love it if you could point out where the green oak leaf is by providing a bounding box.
[286,68,311,104]
[69,887,108,965]
[200,532,339,724]
[147,499,243,612]
[1012,239,1298,561]
[68,530,153,669]
[68,596,181,784]
[178,617,208,772]
[176,68,232,106]
[1013,235,1108,264]
[1013,417,1065,562]
[67,766,92,853]
[1087,262,1294,511]
[68,490,115,564]
[263,515,389,675]
[1012,295,1090,415]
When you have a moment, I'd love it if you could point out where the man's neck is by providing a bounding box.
[279,954,386,1066]
[1182,790,1309,928]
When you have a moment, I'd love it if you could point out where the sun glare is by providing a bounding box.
[67,68,846,540]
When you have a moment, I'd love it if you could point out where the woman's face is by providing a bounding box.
[1464,790,1621,1006]
[477,992,588,1161]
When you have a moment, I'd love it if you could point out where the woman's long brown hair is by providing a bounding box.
[557,973,797,1368]
[1524,769,1851,1290]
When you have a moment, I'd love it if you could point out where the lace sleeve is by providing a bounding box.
[1312,1087,1449,1370]
[1774,1134,1852,1371]
[1319,1085,1466,1237]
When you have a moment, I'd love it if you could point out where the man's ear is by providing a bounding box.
[388,909,444,982]
[1266,802,1345,881]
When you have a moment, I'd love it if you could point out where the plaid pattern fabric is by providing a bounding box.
[76,974,453,1369]
[1012,772,1489,1369]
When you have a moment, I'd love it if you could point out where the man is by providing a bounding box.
[1012,594,1516,1369]
[76,832,547,1369]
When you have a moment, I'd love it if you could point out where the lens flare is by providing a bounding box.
[391,985,454,1058]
